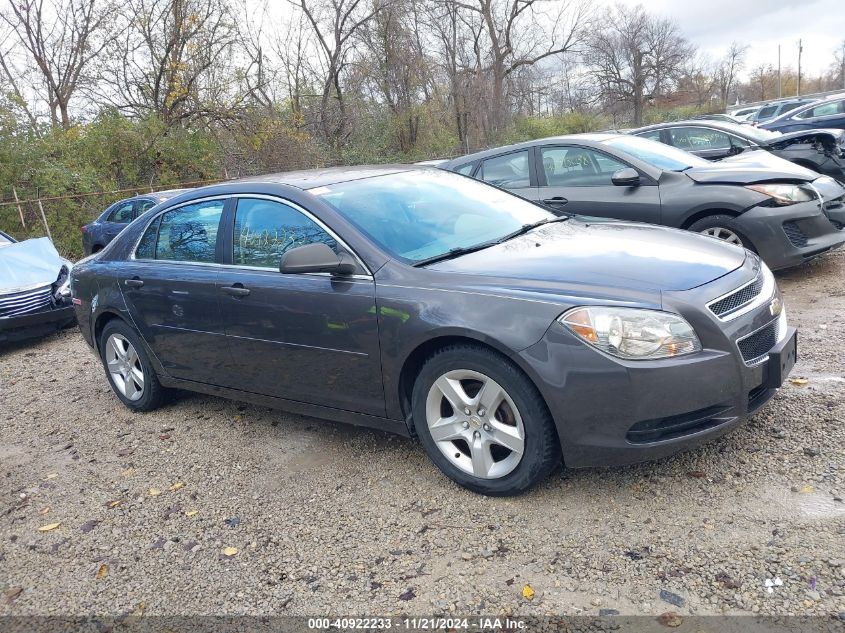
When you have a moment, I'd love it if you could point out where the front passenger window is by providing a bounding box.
[233,198,337,268]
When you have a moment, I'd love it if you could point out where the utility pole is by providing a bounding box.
[777,45,782,98]
[797,39,802,96]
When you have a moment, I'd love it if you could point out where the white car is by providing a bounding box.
[0,230,75,342]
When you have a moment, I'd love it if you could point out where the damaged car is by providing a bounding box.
[439,134,845,270]
[0,231,76,342]
[630,120,845,183]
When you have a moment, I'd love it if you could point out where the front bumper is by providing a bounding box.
[0,305,76,342]
[735,199,845,270]
[519,259,796,468]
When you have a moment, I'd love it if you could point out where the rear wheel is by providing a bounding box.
[412,344,560,496]
[99,319,164,411]
[689,215,756,251]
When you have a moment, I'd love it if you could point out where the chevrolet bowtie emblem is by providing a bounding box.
[769,297,782,317]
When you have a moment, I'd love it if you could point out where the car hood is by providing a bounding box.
[426,219,746,292]
[0,237,67,293]
[684,151,819,184]
[758,128,845,149]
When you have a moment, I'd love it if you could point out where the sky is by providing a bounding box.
[610,0,845,79]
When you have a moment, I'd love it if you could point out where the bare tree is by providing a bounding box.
[584,3,691,125]
[715,41,748,106]
[96,0,238,126]
[292,0,386,151]
[451,0,592,135]
[1,0,117,129]
[749,63,775,101]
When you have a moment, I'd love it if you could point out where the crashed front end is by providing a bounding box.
[767,128,845,185]
[0,237,76,342]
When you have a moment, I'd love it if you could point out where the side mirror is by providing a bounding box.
[279,243,356,276]
[611,167,640,187]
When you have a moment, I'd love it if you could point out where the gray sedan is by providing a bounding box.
[71,167,797,495]
[440,134,845,270]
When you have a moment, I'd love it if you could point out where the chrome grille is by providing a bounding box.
[0,285,53,318]
[709,275,764,318]
[737,319,778,365]
[782,221,808,247]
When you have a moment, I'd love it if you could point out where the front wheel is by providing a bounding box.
[688,215,756,251]
[412,344,560,496]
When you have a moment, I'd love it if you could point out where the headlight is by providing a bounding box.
[746,183,817,205]
[559,307,702,360]
[54,265,71,300]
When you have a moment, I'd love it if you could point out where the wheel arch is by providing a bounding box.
[397,333,555,439]
[680,208,740,230]
[93,310,126,354]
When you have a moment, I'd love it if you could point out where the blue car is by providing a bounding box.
[81,189,188,255]
[761,94,845,133]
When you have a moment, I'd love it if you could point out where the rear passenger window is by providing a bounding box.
[456,163,475,176]
[137,199,157,215]
[154,200,224,263]
[233,198,337,268]
[637,130,662,142]
[481,151,530,188]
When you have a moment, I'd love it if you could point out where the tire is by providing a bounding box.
[412,344,560,496]
[688,215,756,251]
[99,319,165,412]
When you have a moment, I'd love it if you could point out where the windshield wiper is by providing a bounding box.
[412,216,568,267]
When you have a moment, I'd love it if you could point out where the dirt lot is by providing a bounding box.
[1,250,844,619]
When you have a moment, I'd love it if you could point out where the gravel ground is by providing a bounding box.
[1,250,843,620]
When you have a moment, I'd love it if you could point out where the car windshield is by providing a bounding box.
[603,135,710,171]
[312,169,554,263]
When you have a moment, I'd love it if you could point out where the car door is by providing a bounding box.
[117,197,229,384]
[530,144,662,224]
[216,196,385,416]
[664,126,749,161]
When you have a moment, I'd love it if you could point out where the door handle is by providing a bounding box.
[542,197,568,206]
[124,278,144,288]
[221,284,250,297]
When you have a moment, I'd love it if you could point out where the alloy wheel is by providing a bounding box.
[105,333,145,401]
[700,227,743,245]
[425,369,525,479]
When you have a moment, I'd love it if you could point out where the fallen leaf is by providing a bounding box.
[234,415,243,423]
[169,482,184,492]
[658,612,682,627]
[107,499,124,508]
[522,584,535,600]
[39,506,50,515]
[97,564,108,579]
[799,485,815,494]
[121,468,135,477]
[802,599,814,608]
[148,488,162,497]
[131,602,145,616]
[117,448,135,457]
[686,471,706,478]
[46,473,58,480]
[37,522,61,532]
[223,547,238,556]
[790,378,809,386]
[159,434,170,440]
[185,510,198,517]
[3,587,23,603]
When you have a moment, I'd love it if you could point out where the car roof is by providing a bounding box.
[230,165,420,190]
[440,133,625,166]
[632,120,752,136]
[768,93,845,122]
